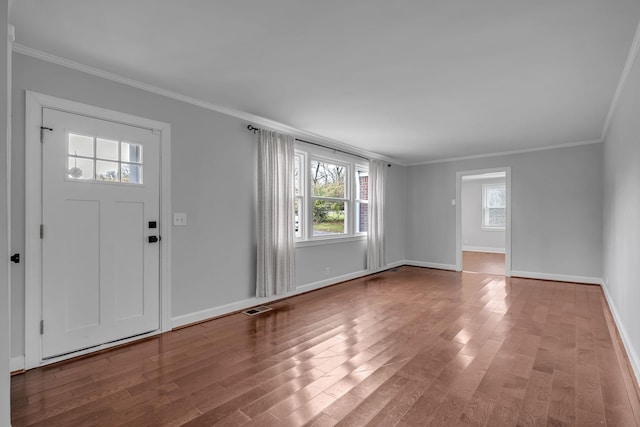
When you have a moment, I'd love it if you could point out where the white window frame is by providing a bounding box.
[295,144,368,244]
[482,182,506,231]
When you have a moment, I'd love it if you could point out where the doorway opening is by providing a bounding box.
[455,167,511,276]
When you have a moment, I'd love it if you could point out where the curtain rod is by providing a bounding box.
[247,124,371,162]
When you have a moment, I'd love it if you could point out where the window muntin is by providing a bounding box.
[67,132,143,184]
[295,147,367,241]
[482,183,506,229]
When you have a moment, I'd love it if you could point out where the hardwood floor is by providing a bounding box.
[462,251,505,276]
[11,266,640,426]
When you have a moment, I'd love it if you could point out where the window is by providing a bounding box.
[295,146,368,241]
[355,169,368,233]
[67,133,143,184]
[482,183,506,229]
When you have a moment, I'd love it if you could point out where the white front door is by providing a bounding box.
[41,108,160,359]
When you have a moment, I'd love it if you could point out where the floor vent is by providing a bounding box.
[242,306,273,316]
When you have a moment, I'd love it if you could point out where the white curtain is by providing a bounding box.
[256,129,296,298]
[367,159,387,271]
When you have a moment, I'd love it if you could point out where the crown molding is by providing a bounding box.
[406,138,603,166]
[601,18,640,141]
[11,43,399,164]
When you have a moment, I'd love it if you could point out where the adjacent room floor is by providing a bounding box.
[11,266,640,426]
[463,251,506,276]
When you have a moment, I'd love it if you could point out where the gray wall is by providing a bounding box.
[603,45,640,380]
[406,143,603,278]
[10,52,407,359]
[461,177,506,252]
[1,0,11,422]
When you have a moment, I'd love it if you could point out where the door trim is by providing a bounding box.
[455,166,511,276]
[25,91,172,369]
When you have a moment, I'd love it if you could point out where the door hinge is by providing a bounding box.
[40,224,44,239]
[40,126,53,143]
[40,320,44,335]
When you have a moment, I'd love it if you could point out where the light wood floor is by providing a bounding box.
[11,267,640,426]
[463,251,505,276]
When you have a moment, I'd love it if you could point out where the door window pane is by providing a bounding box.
[122,142,143,163]
[96,138,119,161]
[121,163,142,184]
[68,134,93,157]
[68,157,94,180]
[96,161,120,182]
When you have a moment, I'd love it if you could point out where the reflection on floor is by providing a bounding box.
[463,251,505,275]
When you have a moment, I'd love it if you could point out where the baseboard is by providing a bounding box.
[509,270,602,285]
[404,260,457,271]
[600,281,640,387]
[462,246,505,254]
[171,261,405,329]
[10,356,24,373]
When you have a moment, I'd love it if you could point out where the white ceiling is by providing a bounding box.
[9,1,640,164]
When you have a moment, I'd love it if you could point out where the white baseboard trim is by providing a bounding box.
[171,261,405,329]
[462,246,505,254]
[600,281,640,386]
[10,356,25,373]
[404,260,457,271]
[510,270,602,285]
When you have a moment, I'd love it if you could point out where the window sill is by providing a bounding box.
[481,227,506,232]
[295,234,367,248]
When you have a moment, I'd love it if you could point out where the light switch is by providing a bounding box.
[174,212,187,226]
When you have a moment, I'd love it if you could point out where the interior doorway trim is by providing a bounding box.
[455,166,511,276]
[24,91,172,369]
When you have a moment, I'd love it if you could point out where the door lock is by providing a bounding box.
[148,236,160,243]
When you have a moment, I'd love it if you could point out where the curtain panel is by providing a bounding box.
[367,159,387,270]
[256,129,296,297]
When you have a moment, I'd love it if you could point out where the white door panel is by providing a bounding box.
[41,108,160,359]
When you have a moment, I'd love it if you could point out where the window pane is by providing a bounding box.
[96,138,119,160]
[68,157,94,180]
[311,160,345,198]
[486,186,505,208]
[313,200,345,236]
[96,160,120,182]
[488,208,506,227]
[356,170,368,201]
[121,142,143,163]
[294,155,301,196]
[121,163,143,184]
[68,134,93,157]
[294,198,302,238]
[356,201,368,233]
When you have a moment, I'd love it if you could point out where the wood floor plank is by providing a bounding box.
[10,266,640,426]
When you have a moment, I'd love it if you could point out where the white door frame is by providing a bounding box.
[455,166,511,276]
[24,91,172,369]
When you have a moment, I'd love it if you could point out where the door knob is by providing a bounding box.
[10,253,20,263]
[148,236,160,243]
